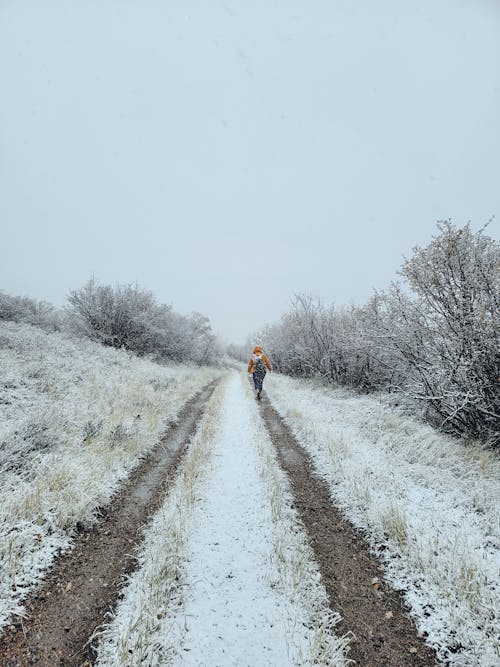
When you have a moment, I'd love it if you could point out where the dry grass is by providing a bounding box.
[265,372,500,667]
[0,321,220,631]
[94,376,228,667]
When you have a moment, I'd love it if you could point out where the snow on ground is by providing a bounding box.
[0,320,219,632]
[95,372,348,667]
[265,373,500,667]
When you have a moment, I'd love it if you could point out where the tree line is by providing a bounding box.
[257,222,499,446]
[0,278,218,365]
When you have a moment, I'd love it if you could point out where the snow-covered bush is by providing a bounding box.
[0,291,61,331]
[258,222,499,445]
[260,294,402,391]
[67,278,219,364]
[377,222,499,443]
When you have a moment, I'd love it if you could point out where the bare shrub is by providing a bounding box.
[259,222,499,445]
[378,222,499,443]
[67,278,219,364]
[0,291,61,331]
[261,294,402,391]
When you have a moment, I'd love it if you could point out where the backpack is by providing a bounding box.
[254,355,266,375]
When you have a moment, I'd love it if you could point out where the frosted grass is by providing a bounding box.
[265,373,500,667]
[0,321,219,631]
[94,377,227,666]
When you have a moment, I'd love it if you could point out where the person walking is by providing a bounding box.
[248,345,272,399]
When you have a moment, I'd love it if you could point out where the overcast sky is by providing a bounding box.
[1,0,499,344]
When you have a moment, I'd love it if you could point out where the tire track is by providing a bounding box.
[259,395,439,667]
[0,380,219,667]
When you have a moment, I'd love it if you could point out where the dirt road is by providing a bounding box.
[0,374,438,666]
[0,382,217,667]
[260,395,438,667]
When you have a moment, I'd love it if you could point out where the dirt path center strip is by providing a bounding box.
[259,395,439,667]
[0,381,218,667]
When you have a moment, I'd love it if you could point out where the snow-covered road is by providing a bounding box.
[179,373,294,664]
[96,372,346,666]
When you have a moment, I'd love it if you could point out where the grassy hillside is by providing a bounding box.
[0,320,220,630]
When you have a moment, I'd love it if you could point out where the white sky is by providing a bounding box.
[1,0,499,344]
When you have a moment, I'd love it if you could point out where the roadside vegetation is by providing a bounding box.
[0,320,219,632]
[94,379,227,666]
[1,276,220,365]
[254,222,499,446]
[265,372,499,666]
[0,278,222,633]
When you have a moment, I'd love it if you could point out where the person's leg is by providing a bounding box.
[255,373,264,399]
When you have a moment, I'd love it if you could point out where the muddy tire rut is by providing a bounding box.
[0,381,218,667]
[259,395,439,667]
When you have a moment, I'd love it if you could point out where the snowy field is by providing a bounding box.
[95,373,349,667]
[265,373,500,667]
[0,321,219,631]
